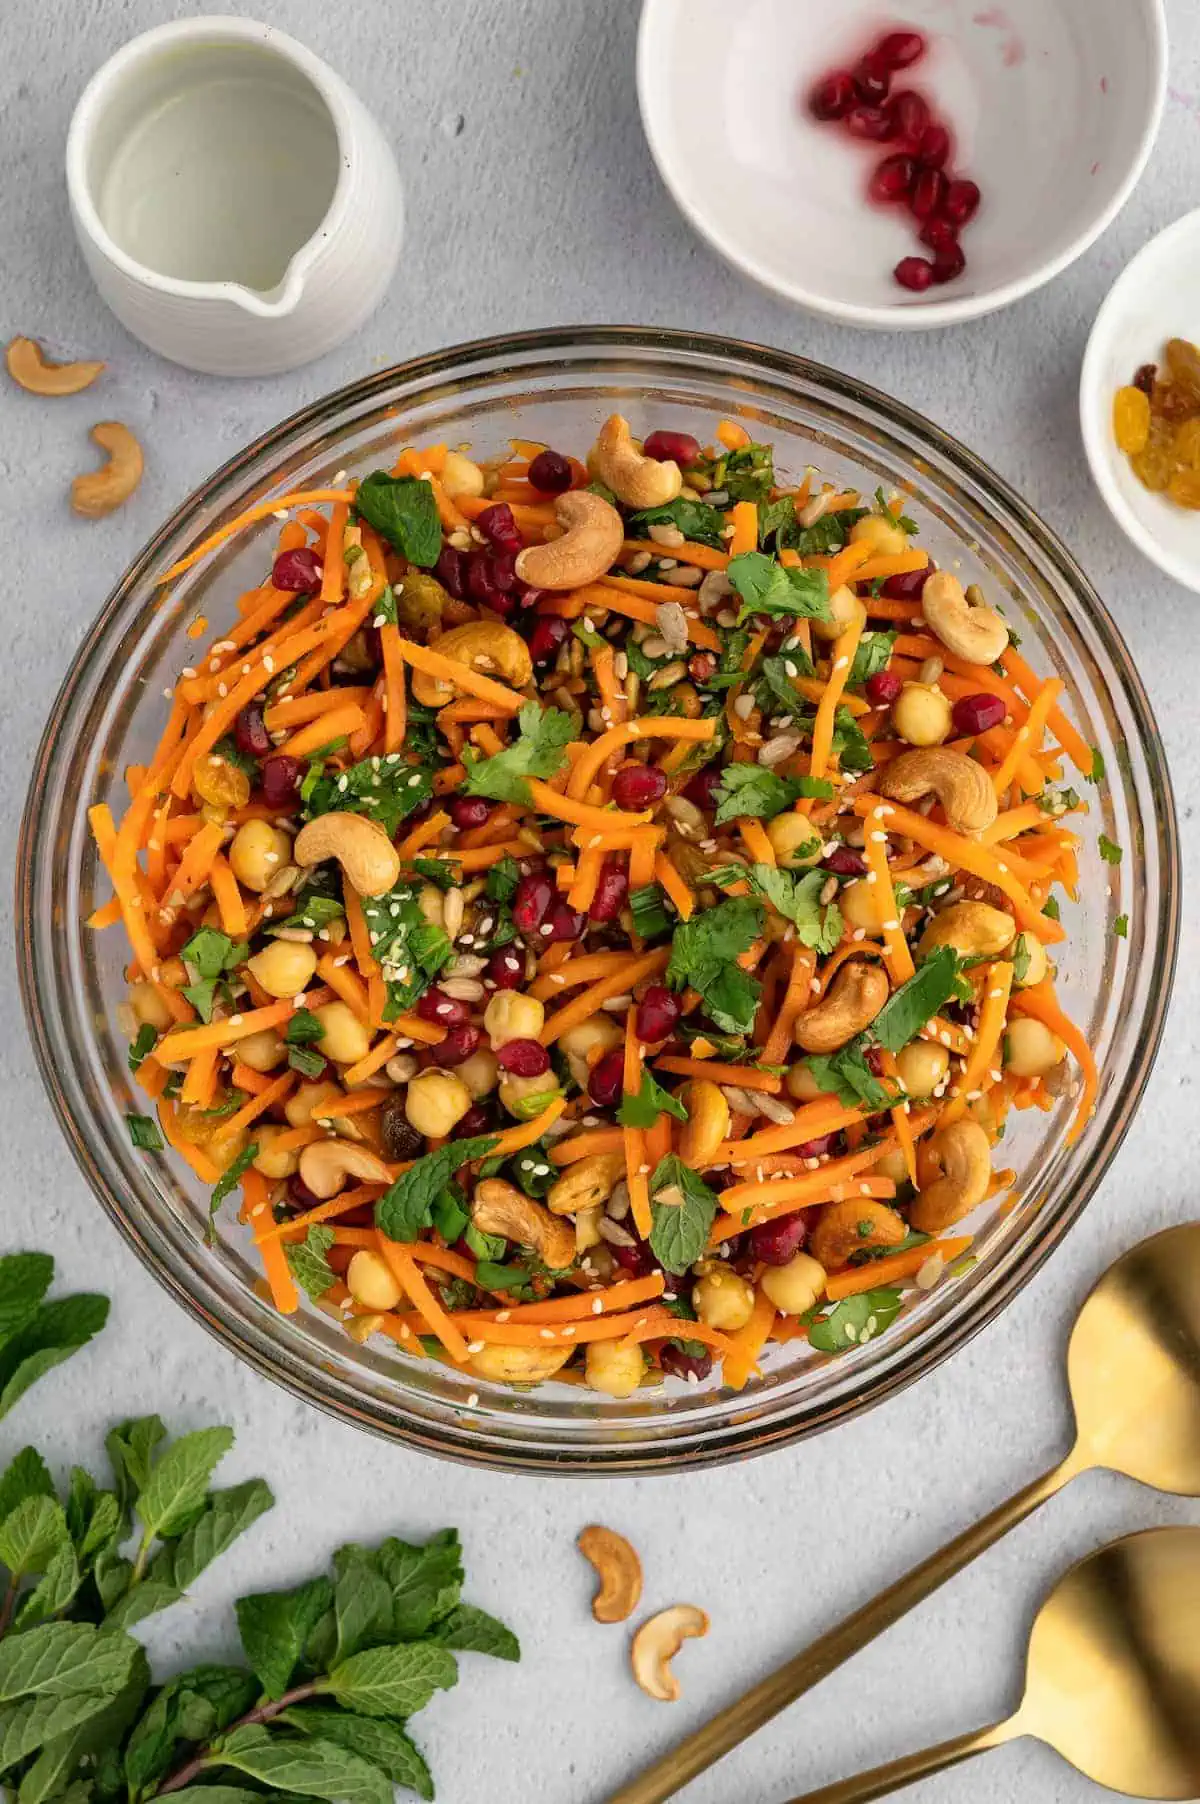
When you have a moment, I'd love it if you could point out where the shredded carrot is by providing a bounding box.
[541,948,671,1046]
[376,1237,470,1362]
[863,803,915,983]
[157,487,356,583]
[622,1008,652,1238]
[737,816,776,867]
[279,705,367,761]
[729,501,758,556]
[713,1099,864,1164]
[621,537,729,572]
[393,638,525,714]
[760,946,817,1069]
[567,717,715,801]
[722,1287,777,1391]
[824,1236,973,1301]
[851,549,929,585]
[156,998,298,1063]
[653,851,694,920]
[653,1057,782,1093]
[990,677,1063,799]
[223,1071,295,1138]
[549,1127,627,1166]
[1009,981,1097,1142]
[808,616,864,788]
[717,420,750,450]
[590,579,721,648]
[823,540,873,592]
[241,1170,300,1314]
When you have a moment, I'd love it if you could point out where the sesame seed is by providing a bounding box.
[467,1340,485,1353]
[466,1391,479,1407]
[539,1328,556,1341]
[495,1310,511,1323]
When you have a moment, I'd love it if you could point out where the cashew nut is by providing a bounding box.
[879,747,999,835]
[631,1605,710,1703]
[294,811,401,898]
[678,1080,731,1167]
[6,336,104,396]
[514,490,625,591]
[547,1152,626,1217]
[466,1342,573,1384]
[589,414,683,510]
[793,961,890,1054]
[920,572,1010,666]
[409,620,534,707]
[919,899,1014,961]
[578,1525,643,1624]
[71,422,144,518]
[297,1140,393,1200]
[809,1197,908,1270]
[909,1118,992,1233]
[471,1178,576,1269]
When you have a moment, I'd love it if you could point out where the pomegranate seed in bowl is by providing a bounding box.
[643,429,701,465]
[808,70,857,121]
[876,29,926,69]
[869,154,916,205]
[866,670,902,707]
[894,256,935,293]
[272,546,322,592]
[497,1038,551,1078]
[612,762,668,810]
[951,692,1007,735]
[526,448,572,494]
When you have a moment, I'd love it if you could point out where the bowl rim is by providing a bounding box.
[18,325,1180,1473]
[635,0,1169,330]
[1080,206,1200,596]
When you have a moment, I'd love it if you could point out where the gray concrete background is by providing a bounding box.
[1,2,1197,1799]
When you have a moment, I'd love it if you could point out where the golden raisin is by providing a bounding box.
[1113,386,1151,455]
[1173,417,1200,469]
[1167,468,1200,509]
[192,753,251,810]
[1166,337,1200,398]
[1131,444,1173,492]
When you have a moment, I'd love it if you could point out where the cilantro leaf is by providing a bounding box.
[804,1047,891,1111]
[848,631,897,687]
[625,497,726,548]
[828,706,875,773]
[718,865,842,953]
[758,495,796,547]
[617,1072,688,1129]
[354,472,441,566]
[721,442,774,501]
[182,928,247,981]
[1042,895,1061,922]
[873,946,961,1053]
[461,701,574,805]
[1098,834,1123,865]
[485,855,522,905]
[1010,936,1032,984]
[667,897,763,1035]
[727,552,831,625]
[781,507,867,557]
[127,1023,157,1074]
[757,650,815,715]
[648,1157,719,1275]
[360,885,453,1018]
[808,1286,904,1352]
[712,764,806,825]
[303,753,433,836]
[409,858,460,891]
[285,1227,337,1301]
[208,1145,259,1243]
[288,1045,328,1078]
[280,893,345,934]
[376,1139,499,1242]
[285,1010,325,1046]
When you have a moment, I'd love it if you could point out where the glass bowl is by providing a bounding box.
[18,328,1179,1475]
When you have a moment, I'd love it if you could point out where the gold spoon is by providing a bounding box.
[781,1526,1200,1804]
[605,1223,1200,1804]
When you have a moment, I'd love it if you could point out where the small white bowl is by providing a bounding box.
[637,0,1166,330]
[1081,210,1200,594]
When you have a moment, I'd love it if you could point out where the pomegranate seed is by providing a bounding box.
[919,215,959,253]
[684,765,722,811]
[490,551,517,593]
[260,755,302,809]
[416,985,470,1028]
[611,1238,657,1277]
[271,546,322,592]
[659,1342,713,1382]
[449,795,491,831]
[883,564,933,600]
[485,946,524,990]
[894,255,935,292]
[865,670,902,707]
[516,583,545,611]
[527,449,572,494]
[943,179,981,227]
[933,241,967,284]
[636,985,682,1043]
[910,168,946,221]
[528,614,569,667]
[846,104,898,142]
[589,857,628,923]
[688,651,717,683]
[287,1173,323,1212]
[875,29,926,69]
[854,51,892,104]
[889,90,929,146]
[476,503,522,554]
[466,550,502,607]
[497,1037,550,1078]
[458,1103,492,1137]
[869,153,916,204]
[435,545,467,599]
[865,1046,885,1077]
[795,1131,841,1159]
[916,122,952,168]
[809,70,857,121]
[233,700,271,760]
[643,429,701,465]
[750,1210,810,1265]
[432,1022,481,1067]
[951,692,1006,735]
[822,846,866,877]
[612,762,668,811]
[512,871,554,936]
[545,900,586,943]
[589,1049,625,1110]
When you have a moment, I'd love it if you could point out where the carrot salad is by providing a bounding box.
[93,418,1107,1395]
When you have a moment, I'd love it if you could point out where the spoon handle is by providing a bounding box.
[779,1719,1019,1804]
[602,1454,1079,1804]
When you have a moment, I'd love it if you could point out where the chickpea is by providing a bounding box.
[229,820,293,893]
[839,879,884,934]
[760,1254,827,1317]
[873,1145,910,1186]
[247,939,318,999]
[483,990,545,1047]
[560,1014,623,1087]
[129,980,173,1032]
[406,1069,472,1137]
[766,812,824,870]
[457,1046,500,1099]
[237,1027,287,1073]
[440,450,485,499]
[499,1071,560,1117]
[693,1268,755,1333]
[252,1124,300,1180]
[346,1249,403,1312]
[786,1061,833,1103]
[585,1339,645,1399]
[312,1000,370,1065]
[812,584,867,644]
[285,1080,343,1128]
[895,1039,950,1099]
[1011,932,1049,988]
[891,682,952,748]
[850,512,909,558]
[1004,1017,1065,1078]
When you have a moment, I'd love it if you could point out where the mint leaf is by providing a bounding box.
[625,497,725,548]
[0,1257,54,1344]
[123,1665,258,1796]
[0,1497,69,1578]
[0,1688,138,1776]
[1090,746,1106,784]
[207,1145,258,1243]
[282,1709,433,1800]
[0,1296,110,1421]
[461,701,574,805]
[157,1479,274,1592]
[727,552,831,625]
[358,883,453,1020]
[804,1047,891,1112]
[285,1010,326,1046]
[236,1576,334,1700]
[629,883,672,939]
[354,473,441,566]
[0,1450,54,1526]
[809,1287,904,1352]
[485,855,521,904]
[428,1603,520,1661]
[617,1071,687,1129]
[377,1529,463,1639]
[105,1417,166,1509]
[376,1138,498,1243]
[303,753,433,837]
[135,1427,234,1543]
[0,1622,138,1702]
[216,1722,394,1804]
[180,928,247,981]
[873,947,961,1054]
[712,764,806,825]
[648,1157,719,1275]
[14,1544,82,1630]
[323,1643,458,1719]
[280,894,345,934]
[285,1227,338,1303]
[331,1554,395,1665]
[1098,833,1123,865]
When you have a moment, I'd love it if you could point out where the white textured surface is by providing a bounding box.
[0,3,1197,1801]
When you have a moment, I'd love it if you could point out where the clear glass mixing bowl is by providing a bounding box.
[17,329,1179,1473]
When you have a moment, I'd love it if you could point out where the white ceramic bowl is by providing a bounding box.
[1081,209,1200,594]
[637,0,1166,330]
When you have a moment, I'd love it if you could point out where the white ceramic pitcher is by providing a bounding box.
[66,16,404,377]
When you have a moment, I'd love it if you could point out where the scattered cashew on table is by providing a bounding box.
[577,1525,710,1701]
[5,336,144,519]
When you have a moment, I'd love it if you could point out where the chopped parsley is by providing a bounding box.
[726,552,831,626]
[1098,834,1123,865]
[461,701,574,805]
[711,865,842,954]
[302,752,433,835]
[848,631,897,687]
[712,764,808,825]
[666,896,763,1035]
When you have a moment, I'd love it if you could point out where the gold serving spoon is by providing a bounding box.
[605,1222,1200,1804]
[781,1526,1200,1803]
